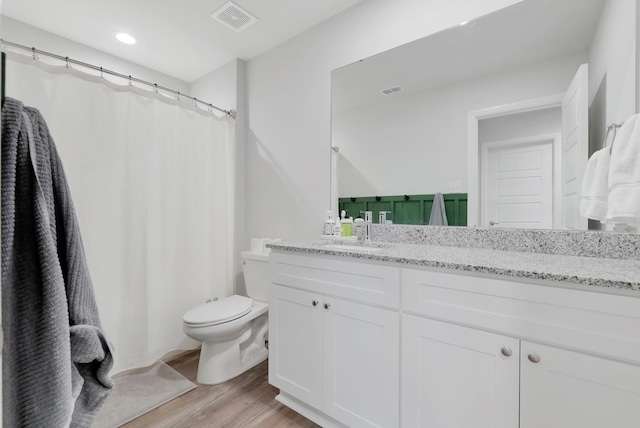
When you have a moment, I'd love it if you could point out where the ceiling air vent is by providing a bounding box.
[380,86,404,95]
[212,1,258,32]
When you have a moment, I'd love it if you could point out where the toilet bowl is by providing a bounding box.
[182,249,270,385]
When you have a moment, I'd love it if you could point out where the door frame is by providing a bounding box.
[481,133,561,229]
[467,93,564,227]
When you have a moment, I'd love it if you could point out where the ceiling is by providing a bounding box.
[1,0,362,82]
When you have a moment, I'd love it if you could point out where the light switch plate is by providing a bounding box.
[449,180,462,192]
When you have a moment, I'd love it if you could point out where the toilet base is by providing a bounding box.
[196,312,269,385]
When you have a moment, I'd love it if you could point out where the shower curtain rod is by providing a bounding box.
[1,39,236,118]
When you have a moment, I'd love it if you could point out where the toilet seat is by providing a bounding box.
[183,295,253,327]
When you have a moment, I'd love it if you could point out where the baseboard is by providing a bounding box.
[162,347,201,363]
[275,392,347,428]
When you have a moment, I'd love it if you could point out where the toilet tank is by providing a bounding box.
[240,251,270,303]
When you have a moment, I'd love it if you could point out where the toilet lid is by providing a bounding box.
[183,295,253,327]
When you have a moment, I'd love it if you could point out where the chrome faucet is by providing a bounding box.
[379,211,391,224]
[360,211,373,244]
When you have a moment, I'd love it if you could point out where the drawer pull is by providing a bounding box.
[324,303,331,310]
[528,353,541,364]
[500,346,512,357]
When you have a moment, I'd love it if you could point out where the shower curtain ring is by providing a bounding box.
[176,92,180,101]
[128,75,132,87]
[65,56,69,69]
[154,83,158,94]
[31,47,37,61]
[100,67,103,79]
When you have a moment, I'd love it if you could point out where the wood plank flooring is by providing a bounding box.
[122,350,320,428]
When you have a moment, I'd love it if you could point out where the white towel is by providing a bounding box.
[579,147,610,222]
[606,114,640,227]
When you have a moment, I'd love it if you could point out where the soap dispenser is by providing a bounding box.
[324,210,335,235]
[333,216,342,237]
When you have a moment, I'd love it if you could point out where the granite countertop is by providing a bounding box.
[268,240,640,292]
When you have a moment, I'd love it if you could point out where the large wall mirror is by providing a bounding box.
[331,0,637,231]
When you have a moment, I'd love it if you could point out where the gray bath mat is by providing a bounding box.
[93,360,196,427]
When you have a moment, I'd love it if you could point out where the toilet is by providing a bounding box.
[182,249,270,385]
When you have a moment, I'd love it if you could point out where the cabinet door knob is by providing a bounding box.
[500,346,512,357]
[312,300,319,307]
[528,353,541,364]
[324,303,331,309]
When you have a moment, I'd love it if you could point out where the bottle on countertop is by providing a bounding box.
[341,210,353,237]
[324,210,335,235]
[333,216,342,236]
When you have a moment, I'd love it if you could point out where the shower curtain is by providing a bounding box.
[5,51,234,373]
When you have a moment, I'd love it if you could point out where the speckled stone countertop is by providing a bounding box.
[268,240,640,292]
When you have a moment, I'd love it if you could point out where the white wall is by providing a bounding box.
[479,108,562,143]
[191,59,238,111]
[245,0,522,241]
[332,53,583,198]
[588,0,636,125]
[637,0,640,112]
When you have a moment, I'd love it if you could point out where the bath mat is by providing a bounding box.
[93,360,196,427]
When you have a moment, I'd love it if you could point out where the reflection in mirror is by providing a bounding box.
[331,0,637,230]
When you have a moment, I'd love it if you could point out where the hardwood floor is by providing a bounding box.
[122,350,320,428]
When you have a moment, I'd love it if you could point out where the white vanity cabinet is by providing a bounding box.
[269,252,401,428]
[401,315,520,428]
[401,268,640,428]
[269,249,640,428]
[269,285,324,409]
[520,341,640,428]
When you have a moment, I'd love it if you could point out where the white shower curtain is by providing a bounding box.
[5,52,234,373]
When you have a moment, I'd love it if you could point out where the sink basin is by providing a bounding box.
[320,244,385,252]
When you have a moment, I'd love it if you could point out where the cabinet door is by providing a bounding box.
[520,341,640,428]
[401,315,519,428]
[268,285,324,409]
[323,298,400,428]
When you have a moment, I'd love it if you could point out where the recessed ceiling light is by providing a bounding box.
[116,33,136,45]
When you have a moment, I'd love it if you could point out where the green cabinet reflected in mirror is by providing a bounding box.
[339,193,467,226]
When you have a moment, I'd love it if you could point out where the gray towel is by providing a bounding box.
[428,192,449,226]
[2,97,114,427]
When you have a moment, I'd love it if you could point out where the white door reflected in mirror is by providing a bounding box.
[483,140,554,229]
